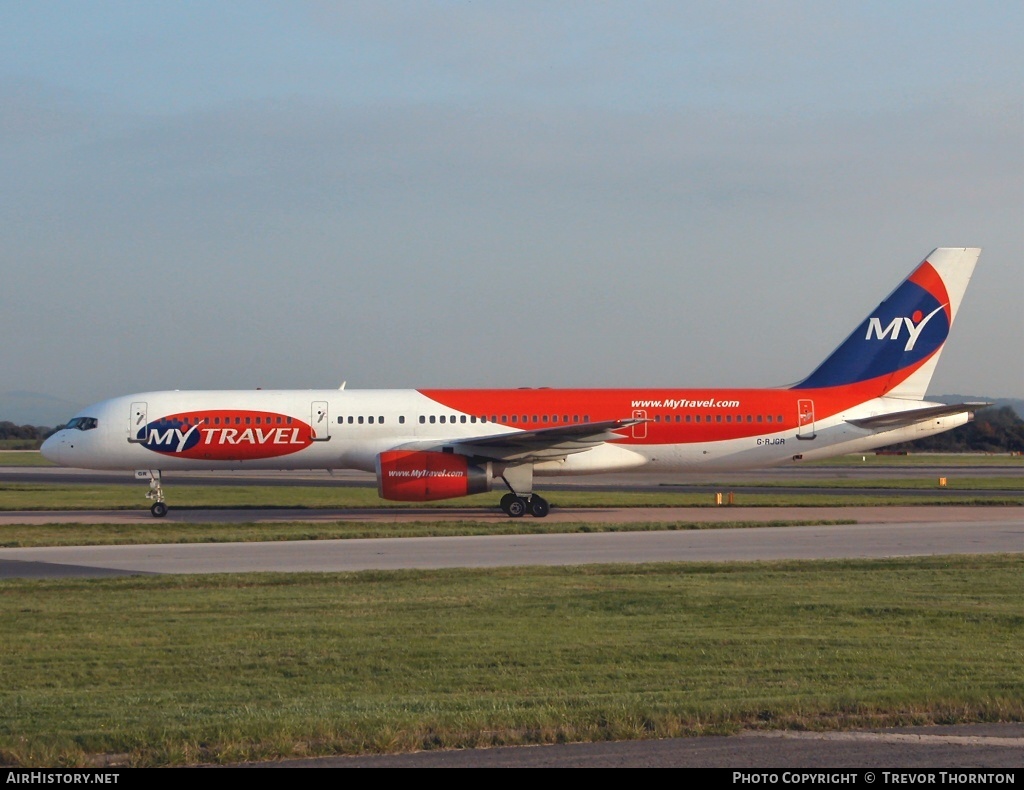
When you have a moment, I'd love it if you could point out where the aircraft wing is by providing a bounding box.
[846,402,990,430]
[396,418,644,463]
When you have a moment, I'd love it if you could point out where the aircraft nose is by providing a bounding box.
[40,433,63,465]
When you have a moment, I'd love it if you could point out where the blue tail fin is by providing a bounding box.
[794,248,980,399]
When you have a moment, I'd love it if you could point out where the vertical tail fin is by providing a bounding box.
[794,247,980,399]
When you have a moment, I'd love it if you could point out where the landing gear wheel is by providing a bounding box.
[529,496,550,518]
[505,497,527,518]
[144,471,167,518]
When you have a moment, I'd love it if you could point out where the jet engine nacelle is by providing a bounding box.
[376,450,493,502]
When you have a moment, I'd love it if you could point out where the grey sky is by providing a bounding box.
[2,1,1021,410]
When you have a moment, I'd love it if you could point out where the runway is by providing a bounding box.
[0,505,1020,578]
[2,463,1021,578]
[4,463,1022,491]
[259,724,1024,768]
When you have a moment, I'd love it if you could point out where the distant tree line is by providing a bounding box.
[0,422,61,449]
[0,422,58,441]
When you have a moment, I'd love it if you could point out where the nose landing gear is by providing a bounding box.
[137,470,168,517]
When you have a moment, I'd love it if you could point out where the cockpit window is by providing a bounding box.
[64,417,98,431]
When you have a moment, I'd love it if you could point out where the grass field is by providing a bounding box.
[1,555,1020,767]
[0,518,859,548]
[809,453,1024,468]
[1,478,1022,517]
[0,451,54,466]
[1,455,1020,767]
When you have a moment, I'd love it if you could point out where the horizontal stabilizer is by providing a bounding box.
[846,402,990,430]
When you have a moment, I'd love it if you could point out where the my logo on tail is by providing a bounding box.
[795,257,957,391]
[865,303,948,352]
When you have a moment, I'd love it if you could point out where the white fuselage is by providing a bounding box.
[41,388,968,476]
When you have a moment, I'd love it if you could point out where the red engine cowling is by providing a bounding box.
[376,450,493,502]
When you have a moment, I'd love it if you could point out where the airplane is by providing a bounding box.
[42,247,985,519]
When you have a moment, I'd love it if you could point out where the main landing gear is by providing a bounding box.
[139,470,168,518]
[497,463,549,517]
[499,492,550,518]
